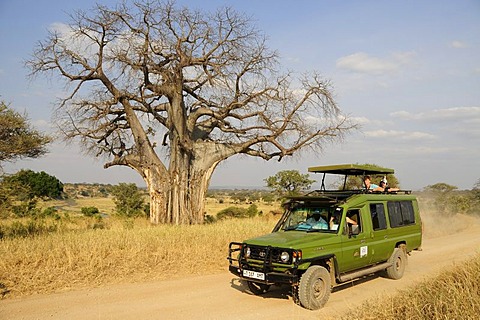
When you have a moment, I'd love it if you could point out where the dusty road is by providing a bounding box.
[2,218,480,320]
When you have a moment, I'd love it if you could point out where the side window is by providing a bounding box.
[387,201,415,227]
[346,209,361,233]
[370,203,387,230]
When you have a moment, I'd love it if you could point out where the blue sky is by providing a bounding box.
[1,0,479,190]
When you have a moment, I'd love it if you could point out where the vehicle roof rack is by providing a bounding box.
[308,164,394,175]
[308,164,395,191]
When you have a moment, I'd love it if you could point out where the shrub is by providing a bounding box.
[81,206,100,217]
[216,204,258,220]
[0,219,58,239]
[111,183,145,218]
[41,206,60,220]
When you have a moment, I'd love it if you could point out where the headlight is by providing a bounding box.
[280,251,290,263]
[244,246,251,258]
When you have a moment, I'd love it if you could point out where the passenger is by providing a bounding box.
[379,179,400,192]
[364,175,384,192]
[329,212,356,228]
[346,216,357,225]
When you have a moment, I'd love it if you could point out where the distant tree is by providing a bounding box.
[262,193,276,204]
[2,170,64,200]
[111,183,145,217]
[424,183,458,193]
[28,1,356,224]
[0,177,36,218]
[265,170,315,197]
[216,204,258,220]
[0,101,51,165]
[471,179,480,199]
[424,182,462,215]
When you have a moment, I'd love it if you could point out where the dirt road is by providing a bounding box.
[2,218,479,320]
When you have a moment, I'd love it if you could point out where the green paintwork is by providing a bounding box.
[308,163,395,175]
[242,193,422,275]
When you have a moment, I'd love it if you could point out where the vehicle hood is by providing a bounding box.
[244,231,337,249]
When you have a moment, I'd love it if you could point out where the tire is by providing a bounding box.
[246,281,270,295]
[386,247,407,280]
[298,265,331,310]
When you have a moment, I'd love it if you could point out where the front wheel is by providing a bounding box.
[246,281,270,295]
[298,265,331,310]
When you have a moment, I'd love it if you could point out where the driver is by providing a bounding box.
[307,211,328,229]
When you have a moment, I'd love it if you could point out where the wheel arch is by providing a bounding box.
[300,254,337,286]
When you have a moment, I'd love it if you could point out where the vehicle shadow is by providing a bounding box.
[230,278,292,301]
[230,272,386,301]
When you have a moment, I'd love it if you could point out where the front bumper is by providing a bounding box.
[228,242,301,285]
[228,265,299,284]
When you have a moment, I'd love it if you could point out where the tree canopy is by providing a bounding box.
[27,1,356,224]
[0,102,51,165]
[265,170,315,197]
[2,169,64,200]
[111,183,146,217]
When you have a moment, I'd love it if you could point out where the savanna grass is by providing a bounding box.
[0,215,277,298]
[341,253,480,320]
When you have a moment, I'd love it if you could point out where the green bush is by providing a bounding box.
[81,206,100,217]
[111,183,145,218]
[0,219,58,239]
[216,204,258,220]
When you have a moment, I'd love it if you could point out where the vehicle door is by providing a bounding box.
[367,203,391,264]
[338,208,369,272]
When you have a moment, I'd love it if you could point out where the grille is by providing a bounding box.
[249,246,283,263]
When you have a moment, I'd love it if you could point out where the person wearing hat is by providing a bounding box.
[379,178,399,192]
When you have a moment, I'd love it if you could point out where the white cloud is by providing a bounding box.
[365,129,435,141]
[450,40,468,48]
[48,22,72,36]
[336,51,415,76]
[391,106,480,122]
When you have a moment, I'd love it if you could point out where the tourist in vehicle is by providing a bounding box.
[307,211,329,229]
[379,179,399,192]
[363,175,384,192]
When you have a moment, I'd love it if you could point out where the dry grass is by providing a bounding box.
[341,253,480,320]
[2,195,480,320]
[0,214,277,298]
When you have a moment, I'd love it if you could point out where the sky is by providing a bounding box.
[0,0,479,191]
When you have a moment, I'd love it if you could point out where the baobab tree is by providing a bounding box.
[28,1,356,224]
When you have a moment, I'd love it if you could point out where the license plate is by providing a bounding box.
[243,270,265,280]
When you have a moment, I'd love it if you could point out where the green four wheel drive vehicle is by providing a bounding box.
[228,164,423,310]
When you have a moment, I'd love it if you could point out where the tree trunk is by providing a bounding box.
[143,147,220,225]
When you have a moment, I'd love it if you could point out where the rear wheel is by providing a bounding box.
[386,246,407,279]
[298,265,331,310]
[246,281,270,295]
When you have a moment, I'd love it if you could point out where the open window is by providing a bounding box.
[346,209,361,235]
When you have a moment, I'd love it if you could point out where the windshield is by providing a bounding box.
[280,203,343,232]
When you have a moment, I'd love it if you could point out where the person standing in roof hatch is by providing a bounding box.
[379,178,399,192]
[364,175,384,192]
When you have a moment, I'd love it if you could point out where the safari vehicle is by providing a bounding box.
[228,164,422,310]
